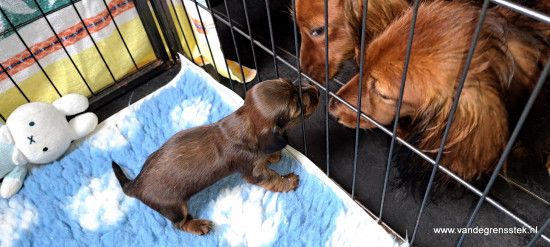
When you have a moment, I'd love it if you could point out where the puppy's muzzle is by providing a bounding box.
[293,77,321,98]
[293,75,315,86]
[328,97,341,122]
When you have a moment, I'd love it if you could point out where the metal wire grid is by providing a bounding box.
[0,0,173,122]
[149,0,550,245]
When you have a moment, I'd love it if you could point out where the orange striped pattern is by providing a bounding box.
[191,17,215,34]
[0,0,134,82]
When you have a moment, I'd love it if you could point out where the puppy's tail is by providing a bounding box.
[112,161,133,195]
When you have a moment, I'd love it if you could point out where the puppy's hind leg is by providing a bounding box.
[243,160,299,192]
[160,202,213,236]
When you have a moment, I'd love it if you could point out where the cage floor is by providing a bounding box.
[93,1,550,246]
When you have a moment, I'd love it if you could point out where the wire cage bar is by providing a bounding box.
[410,0,492,244]
[162,0,550,245]
[69,0,117,83]
[101,0,140,71]
[264,0,280,78]
[192,0,226,82]
[0,63,29,103]
[350,0,369,199]
[291,0,309,156]
[457,41,550,247]
[33,0,94,95]
[379,0,420,224]
[0,6,61,98]
[323,0,331,177]
[221,0,248,93]
[0,0,177,118]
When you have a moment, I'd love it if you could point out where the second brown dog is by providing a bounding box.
[112,78,319,235]
[295,0,408,83]
[329,1,550,194]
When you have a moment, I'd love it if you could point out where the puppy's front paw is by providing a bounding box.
[246,169,299,192]
[280,173,299,192]
[181,219,213,236]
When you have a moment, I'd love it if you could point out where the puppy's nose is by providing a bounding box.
[329,114,339,122]
[328,97,338,111]
[292,78,301,87]
[328,99,340,122]
[293,75,314,87]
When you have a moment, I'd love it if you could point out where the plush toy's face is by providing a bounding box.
[6,102,73,164]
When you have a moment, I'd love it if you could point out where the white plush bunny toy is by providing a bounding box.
[0,94,98,198]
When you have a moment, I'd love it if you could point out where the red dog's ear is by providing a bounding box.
[394,86,509,197]
[409,86,509,182]
[258,127,289,154]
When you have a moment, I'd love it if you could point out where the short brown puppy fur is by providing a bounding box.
[329,1,550,193]
[112,78,319,235]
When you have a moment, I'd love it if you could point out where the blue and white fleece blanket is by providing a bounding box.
[0,55,407,247]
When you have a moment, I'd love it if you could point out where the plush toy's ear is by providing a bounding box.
[0,125,14,145]
[258,128,288,154]
[12,148,28,166]
[52,93,90,116]
[69,112,98,140]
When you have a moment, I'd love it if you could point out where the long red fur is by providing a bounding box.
[295,0,409,83]
[329,1,550,193]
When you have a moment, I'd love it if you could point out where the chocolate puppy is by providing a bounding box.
[112,78,319,235]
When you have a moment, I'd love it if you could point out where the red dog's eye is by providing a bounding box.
[310,27,325,36]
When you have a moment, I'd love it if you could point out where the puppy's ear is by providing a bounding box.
[258,127,288,154]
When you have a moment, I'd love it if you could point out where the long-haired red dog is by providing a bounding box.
[294,0,485,84]
[329,1,550,194]
[295,0,409,83]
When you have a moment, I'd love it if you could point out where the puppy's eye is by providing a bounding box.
[310,27,325,36]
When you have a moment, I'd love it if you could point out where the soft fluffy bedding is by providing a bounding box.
[0,55,406,247]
